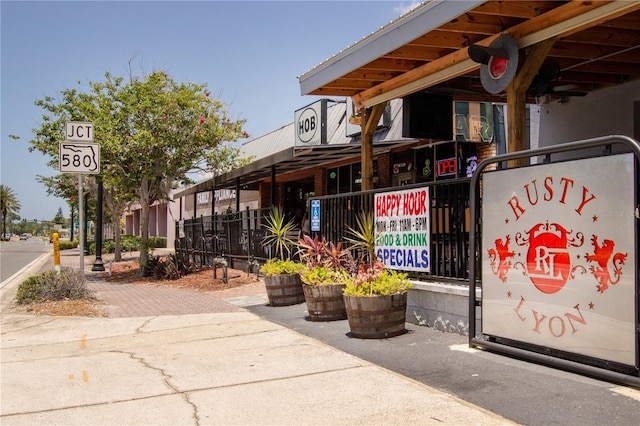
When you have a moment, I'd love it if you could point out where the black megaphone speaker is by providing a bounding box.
[468,35,519,94]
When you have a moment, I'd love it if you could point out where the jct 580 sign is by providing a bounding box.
[59,142,100,174]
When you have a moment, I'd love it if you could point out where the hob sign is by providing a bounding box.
[375,188,430,272]
[482,153,636,367]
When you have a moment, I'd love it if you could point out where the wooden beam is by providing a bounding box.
[360,102,387,191]
[353,0,640,110]
[507,38,556,167]
[515,37,556,88]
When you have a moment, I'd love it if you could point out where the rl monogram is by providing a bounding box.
[487,177,628,294]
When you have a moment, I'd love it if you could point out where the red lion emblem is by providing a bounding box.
[488,235,515,283]
[585,235,627,293]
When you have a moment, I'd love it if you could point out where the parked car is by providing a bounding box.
[19,234,29,240]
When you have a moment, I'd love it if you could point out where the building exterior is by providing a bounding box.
[125,1,640,381]
[173,98,525,225]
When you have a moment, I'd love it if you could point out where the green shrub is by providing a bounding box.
[142,253,194,280]
[260,258,304,276]
[16,268,94,304]
[59,240,79,250]
[149,236,167,249]
[300,265,351,285]
[343,262,412,296]
[102,239,116,253]
[87,236,167,255]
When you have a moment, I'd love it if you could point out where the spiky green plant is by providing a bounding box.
[345,210,378,266]
[262,207,297,261]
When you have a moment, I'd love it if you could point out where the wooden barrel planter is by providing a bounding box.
[302,283,347,322]
[343,292,408,339]
[264,273,305,306]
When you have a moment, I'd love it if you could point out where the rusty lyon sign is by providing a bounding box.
[482,154,636,366]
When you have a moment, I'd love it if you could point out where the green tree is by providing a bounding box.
[52,206,65,225]
[0,184,21,237]
[37,174,84,240]
[18,69,247,267]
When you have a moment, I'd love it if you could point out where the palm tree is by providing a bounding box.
[0,184,21,237]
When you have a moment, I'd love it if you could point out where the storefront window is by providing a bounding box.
[352,162,362,192]
[413,141,481,182]
[328,168,338,194]
[327,161,379,194]
[435,143,458,180]
[458,142,479,178]
[455,101,494,143]
[338,164,351,194]
[416,146,435,183]
[391,150,415,186]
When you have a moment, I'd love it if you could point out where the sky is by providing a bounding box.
[1,0,419,222]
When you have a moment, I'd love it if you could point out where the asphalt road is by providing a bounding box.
[0,238,50,285]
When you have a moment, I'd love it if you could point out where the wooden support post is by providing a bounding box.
[360,102,387,190]
[270,165,276,207]
[506,38,556,168]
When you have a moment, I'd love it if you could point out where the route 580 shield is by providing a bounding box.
[59,141,100,174]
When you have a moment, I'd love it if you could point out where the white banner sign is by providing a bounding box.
[482,153,636,366]
[374,187,430,272]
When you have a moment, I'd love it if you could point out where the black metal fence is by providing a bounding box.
[175,208,273,270]
[313,178,473,281]
[175,177,474,282]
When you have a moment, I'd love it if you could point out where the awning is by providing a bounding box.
[299,0,640,109]
[172,138,418,199]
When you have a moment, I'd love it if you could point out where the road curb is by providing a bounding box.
[0,252,51,309]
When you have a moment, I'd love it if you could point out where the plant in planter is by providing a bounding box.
[260,207,305,306]
[343,211,413,338]
[297,235,355,321]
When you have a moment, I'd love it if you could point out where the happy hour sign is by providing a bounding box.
[375,187,431,272]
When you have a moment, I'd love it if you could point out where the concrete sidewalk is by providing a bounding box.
[1,250,513,425]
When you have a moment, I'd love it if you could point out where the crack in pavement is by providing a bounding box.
[115,349,201,426]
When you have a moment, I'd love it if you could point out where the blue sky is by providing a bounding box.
[1,0,417,222]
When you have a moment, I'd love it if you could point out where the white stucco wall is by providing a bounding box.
[537,80,639,146]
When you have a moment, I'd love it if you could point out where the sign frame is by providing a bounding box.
[481,153,635,366]
[65,121,94,142]
[310,199,320,232]
[59,141,101,174]
[294,99,327,147]
[374,187,431,272]
[468,134,640,385]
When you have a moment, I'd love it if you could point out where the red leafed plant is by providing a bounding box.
[297,234,355,272]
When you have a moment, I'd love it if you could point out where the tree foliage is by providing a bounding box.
[0,184,21,236]
[19,69,248,266]
[52,207,65,225]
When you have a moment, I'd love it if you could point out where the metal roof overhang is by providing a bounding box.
[172,139,418,199]
[298,0,485,99]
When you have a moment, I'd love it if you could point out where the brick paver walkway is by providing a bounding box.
[44,248,269,318]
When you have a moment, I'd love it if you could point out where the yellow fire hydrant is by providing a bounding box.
[52,232,60,273]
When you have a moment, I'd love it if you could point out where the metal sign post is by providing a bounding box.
[62,121,100,274]
[78,174,84,274]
